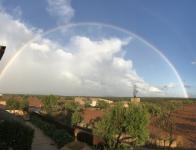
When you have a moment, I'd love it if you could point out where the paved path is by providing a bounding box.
[26,122,58,150]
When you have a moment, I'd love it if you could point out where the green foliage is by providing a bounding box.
[97,100,109,109]
[42,95,58,113]
[144,102,161,116]
[125,105,149,145]
[182,99,194,105]
[94,103,149,149]
[64,101,81,112]
[6,98,29,111]
[6,99,20,110]
[71,111,82,126]
[84,100,91,108]
[30,115,73,148]
[20,98,29,111]
[154,111,175,146]
[0,120,34,150]
[161,101,183,112]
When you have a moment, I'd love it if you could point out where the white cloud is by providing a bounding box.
[0,10,163,97]
[191,61,196,65]
[46,0,74,24]
[160,82,177,90]
[0,11,39,71]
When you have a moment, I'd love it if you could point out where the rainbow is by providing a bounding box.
[0,22,188,98]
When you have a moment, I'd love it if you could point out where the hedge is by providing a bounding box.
[30,115,73,148]
[0,120,34,150]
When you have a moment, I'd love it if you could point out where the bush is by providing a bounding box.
[42,95,58,113]
[144,103,161,116]
[94,103,149,149]
[6,99,20,110]
[71,111,82,126]
[0,120,34,150]
[64,101,81,112]
[30,115,73,148]
[182,99,194,105]
[97,101,109,109]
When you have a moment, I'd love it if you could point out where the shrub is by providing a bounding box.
[97,101,109,109]
[42,95,58,113]
[30,115,73,148]
[64,101,81,112]
[144,103,161,116]
[94,103,149,149]
[0,120,34,150]
[6,99,20,110]
[71,111,82,126]
[182,99,194,105]
[154,111,175,147]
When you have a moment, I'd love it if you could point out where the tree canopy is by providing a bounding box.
[94,103,149,149]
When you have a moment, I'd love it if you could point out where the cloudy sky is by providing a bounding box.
[0,0,195,97]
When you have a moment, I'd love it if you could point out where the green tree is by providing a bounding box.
[64,101,81,112]
[71,111,82,126]
[20,98,29,111]
[94,103,149,149]
[42,95,58,113]
[97,100,109,109]
[6,99,20,110]
[154,111,175,147]
[84,100,91,108]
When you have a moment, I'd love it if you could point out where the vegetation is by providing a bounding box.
[143,102,161,116]
[64,101,81,112]
[6,98,28,111]
[84,100,91,108]
[42,95,58,113]
[94,103,149,149]
[154,111,175,147]
[0,120,34,150]
[71,111,83,126]
[97,100,109,109]
[30,114,73,148]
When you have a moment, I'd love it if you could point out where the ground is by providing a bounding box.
[173,104,196,148]
[26,122,58,150]
[149,103,196,149]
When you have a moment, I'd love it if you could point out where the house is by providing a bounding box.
[28,96,43,113]
[90,98,113,107]
[130,97,140,104]
[0,100,6,106]
[75,97,86,106]
[82,108,104,125]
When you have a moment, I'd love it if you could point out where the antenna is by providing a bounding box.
[0,46,6,60]
[133,84,138,98]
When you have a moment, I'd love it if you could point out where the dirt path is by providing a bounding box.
[26,122,58,150]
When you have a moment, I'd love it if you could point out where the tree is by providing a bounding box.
[19,98,29,111]
[64,101,81,112]
[84,100,91,108]
[97,100,109,109]
[6,99,20,110]
[42,95,58,113]
[71,111,82,126]
[154,111,175,147]
[94,103,149,149]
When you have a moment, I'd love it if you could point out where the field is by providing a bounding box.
[173,104,196,148]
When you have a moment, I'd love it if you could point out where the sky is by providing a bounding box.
[0,0,195,97]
